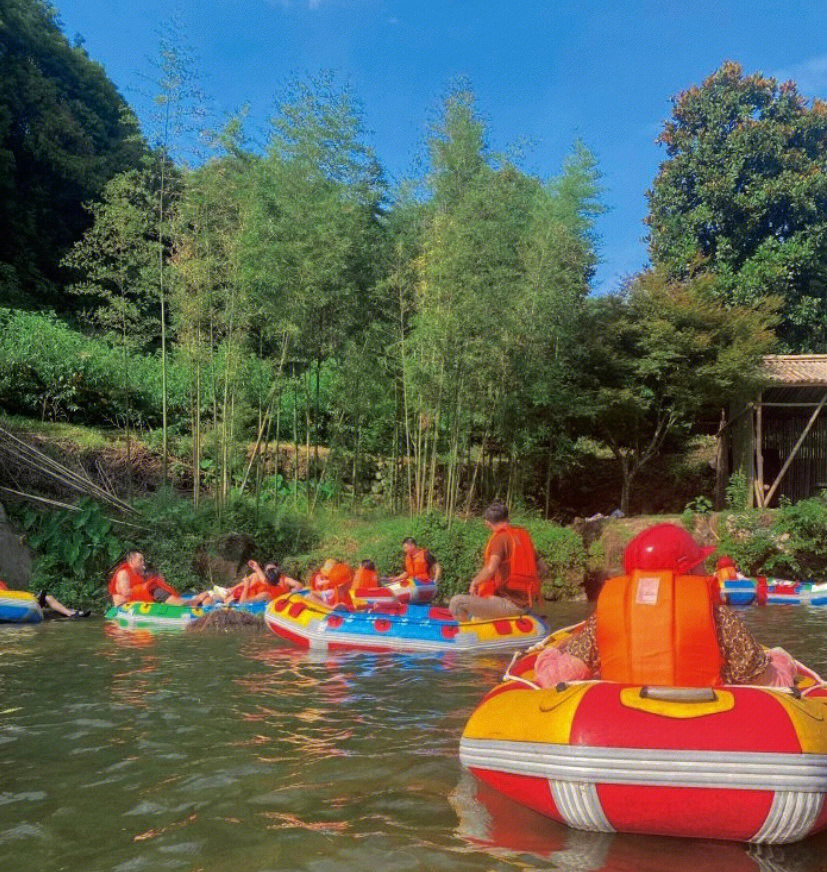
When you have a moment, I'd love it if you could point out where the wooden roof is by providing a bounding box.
[763,355,827,386]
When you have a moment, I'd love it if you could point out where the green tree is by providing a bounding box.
[575,270,777,515]
[0,0,144,309]
[648,61,827,351]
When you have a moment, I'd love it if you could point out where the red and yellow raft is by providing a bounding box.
[460,627,827,844]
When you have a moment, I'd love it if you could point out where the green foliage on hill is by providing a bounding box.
[0,0,145,309]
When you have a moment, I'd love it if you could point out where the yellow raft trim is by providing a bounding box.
[463,682,593,744]
[619,687,735,718]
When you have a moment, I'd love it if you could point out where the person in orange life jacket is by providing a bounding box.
[534,523,796,689]
[189,559,301,606]
[229,560,301,604]
[390,538,441,585]
[306,560,355,608]
[108,551,187,607]
[352,559,379,593]
[449,501,546,621]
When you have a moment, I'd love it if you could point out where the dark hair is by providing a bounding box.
[360,559,376,571]
[402,537,417,546]
[483,501,509,524]
[264,564,281,583]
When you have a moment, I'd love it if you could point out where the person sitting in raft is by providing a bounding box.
[352,559,379,594]
[390,538,442,587]
[307,560,355,608]
[189,560,301,606]
[534,523,797,689]
[108,551,187,607]
[449,501,547,621]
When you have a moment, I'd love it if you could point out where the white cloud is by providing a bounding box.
[773,55,827,99]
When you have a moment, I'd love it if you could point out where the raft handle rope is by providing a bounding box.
[502,651,541,690]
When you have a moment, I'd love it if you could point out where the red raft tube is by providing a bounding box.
[459,627,827,844]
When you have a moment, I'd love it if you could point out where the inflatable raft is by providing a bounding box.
[459,627,827,844]
[264,593,547,653]
[719,578,827,607]
[0,589,43,623]
[106,599,267,631]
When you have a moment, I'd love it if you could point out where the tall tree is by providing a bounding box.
[575,270,777,514]
[648,61,827,351]
[0,0,144,309]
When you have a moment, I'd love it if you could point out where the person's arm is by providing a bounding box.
[715,605,771,685]
[235,575,254,604]
[113,569,131,606]
[283,575,302,591]
[469,553,501,595]
[247,560,267,583]
[431,562,442,583]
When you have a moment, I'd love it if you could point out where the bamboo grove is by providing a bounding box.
[6,5,812,517]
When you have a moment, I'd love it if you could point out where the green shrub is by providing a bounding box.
[288,511,586,602]
[19,498,125,607]
[716,494,827,579]
[129,490,320,592]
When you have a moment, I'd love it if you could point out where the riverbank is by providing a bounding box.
[2,417,825,608]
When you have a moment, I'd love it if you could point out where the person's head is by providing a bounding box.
[402,537,417,555]
[623,523,714,576]
[125,551,145,573]
[483,500,509,529]
[360,559,376,571]
[264,563,281,584]
[320,558,337,578]
[716,555,736,570]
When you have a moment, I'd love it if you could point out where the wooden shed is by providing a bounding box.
[729,355,827,507]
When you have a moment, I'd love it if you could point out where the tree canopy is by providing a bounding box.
[0,0,144,309]
[647,61,827,351]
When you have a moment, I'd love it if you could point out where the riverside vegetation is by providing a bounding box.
[2,4,827,606]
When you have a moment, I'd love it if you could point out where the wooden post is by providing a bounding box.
[714,409,728,510]
[755,394,764,508]
[764,391,827,507]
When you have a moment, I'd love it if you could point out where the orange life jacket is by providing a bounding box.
[595,570,723,687]
[313,563,354,607]
[230,575,287,601]
[353,567,379,592]
[144,574,179,599]
[108,563,153,603]
[478,525,540,605]
[405,549,433,581]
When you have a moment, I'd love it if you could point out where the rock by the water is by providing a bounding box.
[0,503,33,588]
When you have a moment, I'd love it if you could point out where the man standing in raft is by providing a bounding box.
[391,538,442,587]
[534,523,796,688]
[449,501,546,621]
[109,551,187,607]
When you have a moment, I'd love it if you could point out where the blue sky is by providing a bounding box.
[57,0,827,294]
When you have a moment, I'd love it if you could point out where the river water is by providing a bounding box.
[2,603,827,872]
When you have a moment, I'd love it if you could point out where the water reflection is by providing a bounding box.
[451,771,827,872]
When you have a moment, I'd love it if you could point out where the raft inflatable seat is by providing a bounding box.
[264,592,547,653]
[0,589,43,623]
[106,599,267,631]
[460,629,827,844]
